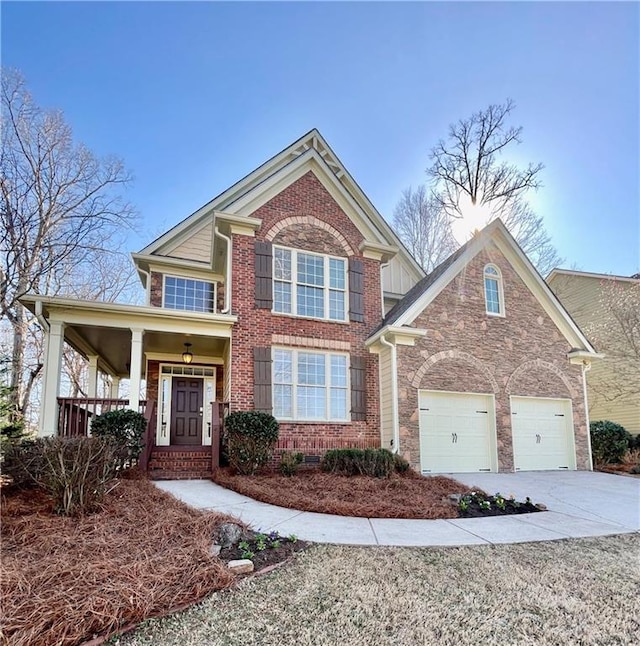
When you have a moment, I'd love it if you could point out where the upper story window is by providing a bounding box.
[164,276,215,313]
[273,246,347,321]
[483,264,504,316]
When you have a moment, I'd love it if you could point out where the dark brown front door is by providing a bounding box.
[171,378,203,445]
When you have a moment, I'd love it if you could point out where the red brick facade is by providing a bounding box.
[229,171,382,454]
[396,243,590,472]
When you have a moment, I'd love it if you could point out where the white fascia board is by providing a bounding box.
[366,325,427,348]
[132,253,222,280]
[21,295,236,337]
[490,224,597,353]
[393,239,485,328]
[547,268,639,284]
[225,150,389,246]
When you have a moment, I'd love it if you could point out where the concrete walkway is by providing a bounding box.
[155,471,639,547]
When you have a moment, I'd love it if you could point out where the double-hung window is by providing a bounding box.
[164,276,215,313]
[272,348,349,421]
[273,247,347,321]
[483,264,504,316]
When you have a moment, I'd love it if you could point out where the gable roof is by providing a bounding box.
[370,218,598,354]
[138,129,424,281]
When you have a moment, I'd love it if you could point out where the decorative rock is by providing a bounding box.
[448,494,462,504]
[227,559,254,574]
[535,503,548,511]
[217,522,243,548]
[210,544,222,557]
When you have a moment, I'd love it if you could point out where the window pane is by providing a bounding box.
[297,386,326,419]
[297,285,324,318]
[298,353,325,385]
[329,258,345,289]
[165,277,214,312]
[274,385,293,418]
[329,290,345,320]
[330,355,347,387]
[274,281,292,313]
[330,388,347,419]
[485,266,498,276]
[485,278,500,313]
[274,248,292,280]
[297,253,324,286]
[273,350,293,383]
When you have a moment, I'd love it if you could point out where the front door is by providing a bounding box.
[170,378,203,445]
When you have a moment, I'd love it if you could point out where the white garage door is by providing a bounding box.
[511,397,575,471]
[419,391,496,473]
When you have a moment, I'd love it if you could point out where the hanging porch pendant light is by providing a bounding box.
[182,342,193,364]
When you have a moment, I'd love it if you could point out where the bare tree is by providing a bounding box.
[428,99,543,217]
[585,278,640,406]
[0,69,135,423]
[392,185,457,272]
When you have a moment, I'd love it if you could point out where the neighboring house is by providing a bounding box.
[547,269,640,434]
[21,130,599,477]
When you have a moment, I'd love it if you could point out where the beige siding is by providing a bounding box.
[548,272,640,434]
[382,255,421,296]
[165,221,213,263]
[378,346,394,450]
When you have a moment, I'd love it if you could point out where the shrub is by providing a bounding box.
[590,420,631,465]
[629,434,640,451]
[2,437,120,514]
[321,448,396,478]
[279,451,304,476]
[393,453,410,473]
[224,411,279,475]
[90,409,146,468]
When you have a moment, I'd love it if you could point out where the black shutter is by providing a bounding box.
[350,355,367,421]
[349,258,364,322]
[255,240,273,309]
[253,347,272,413]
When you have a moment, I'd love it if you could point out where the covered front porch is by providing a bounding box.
[21,295,237,476]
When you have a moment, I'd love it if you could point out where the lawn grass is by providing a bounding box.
[1,477,237,646]
[213,469,475,518]
[119,534,639,646]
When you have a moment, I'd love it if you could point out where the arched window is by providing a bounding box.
[484,264,504,315]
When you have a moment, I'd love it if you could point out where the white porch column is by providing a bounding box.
[128,328,144,411]
[87,355,99,397]
[110,376,121,399]
[40,321,65,436]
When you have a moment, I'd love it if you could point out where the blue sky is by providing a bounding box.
[3,1,638,275]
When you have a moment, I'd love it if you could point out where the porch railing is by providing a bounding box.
[139,400,157,472]
[210,402,229,473]
[57,398,148,438]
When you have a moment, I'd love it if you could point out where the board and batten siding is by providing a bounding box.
[382,255,421,297]
[165,221,214,264]
[378,345,395,451]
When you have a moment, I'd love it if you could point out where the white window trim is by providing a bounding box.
[162,274,218,313]
[272,347,351,423]
[483,264,505,317]
[272,245,348,322]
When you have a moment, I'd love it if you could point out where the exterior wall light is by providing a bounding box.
[182,342,193,364]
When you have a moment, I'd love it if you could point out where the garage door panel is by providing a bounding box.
[419,391,496,473]
[511,397,575,471]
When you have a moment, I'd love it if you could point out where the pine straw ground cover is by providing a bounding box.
[1,477,237,646]
[119,534,640,646]
[213,469,475,518]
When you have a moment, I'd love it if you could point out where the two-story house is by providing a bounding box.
[22,130,599,478]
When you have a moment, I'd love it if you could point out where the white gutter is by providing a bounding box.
[214,226,232,314]
[378,334,400,454]
[35,300,49,331]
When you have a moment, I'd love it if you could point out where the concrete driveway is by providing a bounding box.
[156,470,638,546]
[449,470,639,531]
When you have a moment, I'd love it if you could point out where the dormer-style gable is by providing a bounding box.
[132,130,424,304]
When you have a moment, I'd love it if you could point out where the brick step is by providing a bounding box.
[149,470,212,480]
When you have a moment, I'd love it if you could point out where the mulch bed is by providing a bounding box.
[213,468,477,519]
[220,531,310,572]
[458,493,542,518]
[1,476,239,646]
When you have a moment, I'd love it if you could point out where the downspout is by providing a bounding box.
[582,361,594,470]
[35,300,49,331]
[138,267,151,306]
[380,261,389,319]
[379,333,400,454]
[214,227,232,314]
